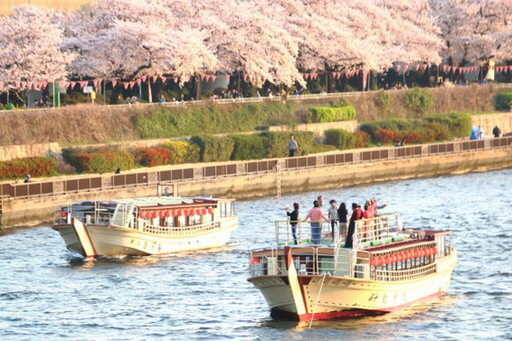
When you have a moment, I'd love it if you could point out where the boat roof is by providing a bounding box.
[69,196,231,208]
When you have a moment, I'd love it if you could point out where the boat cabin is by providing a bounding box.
[57,197,236,232]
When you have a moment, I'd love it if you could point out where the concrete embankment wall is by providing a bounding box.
[472,113,512,136]
[2,147,511,227]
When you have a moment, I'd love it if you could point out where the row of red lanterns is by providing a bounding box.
[370,247,437,267]
[138,208,214,219]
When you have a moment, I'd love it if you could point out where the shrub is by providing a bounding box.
[352,131,370,148]
[375,91,392,116]
[230,134,269,160]
[134,147,172,167]
[0,157,57,180]
[260,131,315,157]
[360,117,417,142]
[305,105,356,123]
[330,98,351,107]
[190,135,235,162]
[135,102,297,139]
[494,92,512,111]
[66,150,136,174]
[160,141,200,164]
[404,88,433,115]
[375,129,397,144]
[423,112,472,138]
[324,129,355,150]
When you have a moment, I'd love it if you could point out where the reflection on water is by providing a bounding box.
[1,169,512,340]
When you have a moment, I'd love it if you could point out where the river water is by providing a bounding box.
[1,169,511,340]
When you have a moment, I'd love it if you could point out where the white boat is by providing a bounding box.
[247,213,457,321]
[53,197,238,257]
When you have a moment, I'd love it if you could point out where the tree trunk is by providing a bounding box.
[147,78,152,103]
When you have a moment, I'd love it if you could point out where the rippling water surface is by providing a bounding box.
[1,169,512,340]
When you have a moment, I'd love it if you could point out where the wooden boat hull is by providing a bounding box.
[53,217,238,257]
[248,251,457,321]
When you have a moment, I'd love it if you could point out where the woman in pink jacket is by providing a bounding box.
[303,200,327,244]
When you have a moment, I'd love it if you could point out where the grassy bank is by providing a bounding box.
[0,84,507,146]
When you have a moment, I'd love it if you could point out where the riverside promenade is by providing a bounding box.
[1,136,511,227]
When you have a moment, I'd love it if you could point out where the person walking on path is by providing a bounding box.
[327,200,339,240]
[337,202,348,236]
[303,200,327,245]
[288,135,298,157]
[344,203,364,248]
[493,125,501,138]
[286,203,300,245]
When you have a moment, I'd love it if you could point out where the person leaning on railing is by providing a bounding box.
[303,200,327,245]
[286,203,300,245]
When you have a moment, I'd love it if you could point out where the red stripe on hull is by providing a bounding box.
[275,291,445,322]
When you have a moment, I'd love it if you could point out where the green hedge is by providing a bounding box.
[160,141,200,164]
[135,102,297,139]
[494,92,512,111]
[260,131,315,158]
[190,135,235,162]
[324,129,354,150]
[305,105,356,123]
[230,134,268,160]
[64,149,136,174]
[423,112,471,138]
[0,157,57,180]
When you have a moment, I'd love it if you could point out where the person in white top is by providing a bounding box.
[477,125,485,139]
[328,200,339,239]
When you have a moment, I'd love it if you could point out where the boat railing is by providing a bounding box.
[139,221,221,236]
[274,219,343,247]
[54,202,114,225]
[373,262,437,282]
[249,247,371,279]
[354,214,404,249]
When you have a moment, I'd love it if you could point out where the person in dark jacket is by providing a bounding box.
[344,203,364,248]
[493,125,501,138]
[337,202,348,236]
[286,203,300,245]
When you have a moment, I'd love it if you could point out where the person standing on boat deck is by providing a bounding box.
[303,201,327,245]
[337,202,348,236]
[344,203,364,248]
[286,203,300,245]
[328,200,339,240]
[288,135,298,157]
[317,195,324,208]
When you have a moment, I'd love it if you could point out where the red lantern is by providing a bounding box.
[251,257,260,264]
[138,212,144,218]
[165,211,171,218]
[151,211,158,219]
[208,208,214,214]
[158,211,165,218]
[188,209,194,216]
[196,209,202,215]
[370,257,377,266]
[396,252,404,262]
[177,210,183,217]
[60,212,67,218]
[384,255,392,264]
[201,208,207,215]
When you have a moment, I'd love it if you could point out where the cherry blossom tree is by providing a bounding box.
[430,0,512,64]
[0,5,73,92]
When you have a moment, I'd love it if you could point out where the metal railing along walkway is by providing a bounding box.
[1,136,511,201]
